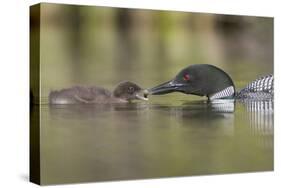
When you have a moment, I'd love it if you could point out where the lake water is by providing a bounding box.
[31,98,273,185]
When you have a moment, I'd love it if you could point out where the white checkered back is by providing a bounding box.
[237,74,273,99]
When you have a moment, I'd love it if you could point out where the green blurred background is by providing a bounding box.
[30,3,273,104]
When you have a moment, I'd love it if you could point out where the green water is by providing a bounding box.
[30,3,273,185]
[35,99,273,185]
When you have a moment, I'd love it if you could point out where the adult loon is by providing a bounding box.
[145,64,273,101]
[49,81,148,104]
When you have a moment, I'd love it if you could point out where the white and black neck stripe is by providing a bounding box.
[209,86,235,100]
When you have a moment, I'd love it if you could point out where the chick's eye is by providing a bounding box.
[128,86,134,93]
[183,74,190,81]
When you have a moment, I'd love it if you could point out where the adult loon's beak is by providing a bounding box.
[145,80,185,95]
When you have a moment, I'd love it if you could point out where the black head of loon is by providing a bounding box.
[146,64,235,100]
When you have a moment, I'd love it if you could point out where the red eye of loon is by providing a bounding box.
[183,74,190,81]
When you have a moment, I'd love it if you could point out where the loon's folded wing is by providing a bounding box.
[236,74,274,100]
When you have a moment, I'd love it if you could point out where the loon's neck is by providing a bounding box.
[208,86,236,100]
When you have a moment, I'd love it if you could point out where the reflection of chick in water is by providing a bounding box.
[48,102,148,121]
[49,81,148,104]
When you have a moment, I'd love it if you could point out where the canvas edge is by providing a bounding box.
[29,3,41,185]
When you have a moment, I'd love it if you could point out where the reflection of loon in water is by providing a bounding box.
[146,64,273,101]
[153,99,273,149]
[241,100,273,149]
[243,100,273,134]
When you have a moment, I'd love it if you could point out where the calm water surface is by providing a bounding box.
[35,98,273,185]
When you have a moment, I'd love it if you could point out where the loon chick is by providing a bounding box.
[49,81,148,104]
[145,64,273,101]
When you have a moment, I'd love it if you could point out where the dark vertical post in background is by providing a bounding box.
[30,3,41,185]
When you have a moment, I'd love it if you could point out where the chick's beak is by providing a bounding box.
[135,90,149,101]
